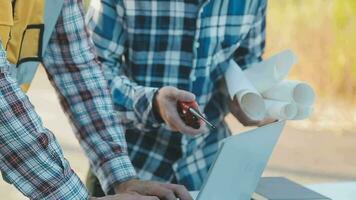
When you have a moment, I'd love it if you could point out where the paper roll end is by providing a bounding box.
[240,92,266,120]
[293,83,315,106]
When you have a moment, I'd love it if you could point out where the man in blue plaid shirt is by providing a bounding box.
[86,0,269,196]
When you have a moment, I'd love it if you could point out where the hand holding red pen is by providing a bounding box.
[154,86,207,136]
[177,101,216,129]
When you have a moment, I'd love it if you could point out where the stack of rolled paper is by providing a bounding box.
[225,50,315,121]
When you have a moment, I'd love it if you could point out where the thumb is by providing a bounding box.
[176,89,196,102]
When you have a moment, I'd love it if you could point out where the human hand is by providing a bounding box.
[114,179,193,200]
[89,193,159,200]
[229,96,277,127]
[154,86,206,136]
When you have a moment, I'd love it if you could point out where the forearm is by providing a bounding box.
[0,48,88,200]
[87,0,163,130]
[43,0,136,193]
[109,73,162,130]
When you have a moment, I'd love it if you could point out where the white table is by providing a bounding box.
[190,182,356,200]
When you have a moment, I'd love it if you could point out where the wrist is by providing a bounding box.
[113,178,138,194]
[95,155,137,194]
[152,89,164,123]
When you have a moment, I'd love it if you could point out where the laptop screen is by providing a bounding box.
[195,121,286,200]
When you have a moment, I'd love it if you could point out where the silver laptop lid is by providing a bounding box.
[196,121,286,200]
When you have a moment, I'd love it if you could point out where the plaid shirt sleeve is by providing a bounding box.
[42,0,137,193]
[86,0,162,131]
[0,45,88,198]
[233,1,267,69]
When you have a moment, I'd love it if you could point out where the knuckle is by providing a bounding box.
[164,86,177,94]
[173,184,188,194]
[163,190,175,199]
[177,184,187,191]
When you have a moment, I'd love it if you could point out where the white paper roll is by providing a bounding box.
[293,106,314,120]
[225,60,260,98]
[236,90,266,120]
[265,100,298,120]
[262,80,315,106]
[244,50,297,93]
[225,60,266,120]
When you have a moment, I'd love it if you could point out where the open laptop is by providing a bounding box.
[191,121,286,200]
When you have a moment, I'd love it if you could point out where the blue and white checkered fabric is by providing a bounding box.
[87,0,266,190]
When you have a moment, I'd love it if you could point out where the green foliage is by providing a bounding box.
[333,0,356,29]
[332,0,356,80]
[267,0,356,102]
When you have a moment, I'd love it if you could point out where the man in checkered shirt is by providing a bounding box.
[86,0,271,196]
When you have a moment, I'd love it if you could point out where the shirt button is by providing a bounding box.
[194,42,200,48]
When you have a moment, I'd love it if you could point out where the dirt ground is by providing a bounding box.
[1,68,355,199]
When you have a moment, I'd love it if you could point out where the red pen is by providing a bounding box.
[177,101,216,129]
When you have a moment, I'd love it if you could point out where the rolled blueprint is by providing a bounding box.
[293,106,314,120]
[225,60,266,120]
[265,100,298,120]
[244,50,297,93]
[262,80,315,106]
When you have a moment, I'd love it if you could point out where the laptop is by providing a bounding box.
[192,121,286,200]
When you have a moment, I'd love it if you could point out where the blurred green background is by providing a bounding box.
[266,0,356,102]
[265,0,356,133]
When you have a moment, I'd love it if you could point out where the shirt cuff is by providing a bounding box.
[133,87,163,129]
[42,170,89,200]
[0,42,10,71]
[95,154,137,194]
